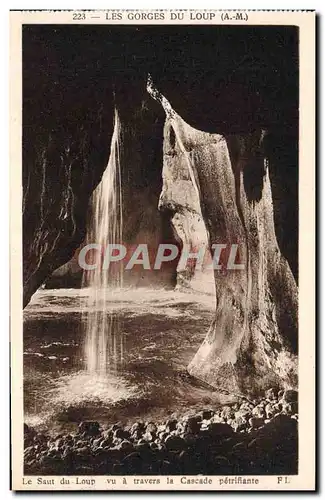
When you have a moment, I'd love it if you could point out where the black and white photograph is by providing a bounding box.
[9,9,315,491]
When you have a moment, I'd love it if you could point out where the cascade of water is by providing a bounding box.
[82,110,124,374]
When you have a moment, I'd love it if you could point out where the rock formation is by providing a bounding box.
[160,120,215,295]
[163,113,298,393]
[22,25,298,394]
[22,26,116,306]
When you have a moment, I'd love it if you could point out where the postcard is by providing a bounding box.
[10,9,315,491]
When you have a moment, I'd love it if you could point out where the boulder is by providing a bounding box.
[282,390,298,403]
[78,421,101,436]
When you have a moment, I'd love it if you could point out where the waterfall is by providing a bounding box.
[82,110,124,374]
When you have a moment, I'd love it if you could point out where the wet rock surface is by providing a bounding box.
[24,388,298,475]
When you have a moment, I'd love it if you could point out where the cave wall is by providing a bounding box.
[148,26,298,134]
[22,25,163,303]
[164,112,298,393]
[22,26,116,306]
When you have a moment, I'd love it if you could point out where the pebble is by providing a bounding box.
[130,422,145,433]
[249,417,265,429]
[201,409,214,420]
[165,435,185,452]
[78,421,100,436]
[146,422,157,434]
[221,406,234,420]
[24,388,298,476]
[233,416,247,432]
[184,416,201,434]
[165,419,177,432]
[283,390,298,403]
[143,432,155,442]
[235,409,250,421]
[207,423,234,438]
[117,440,134,451]
[252,406,265,418]
[114,428,129,440]
[265,388,277,401]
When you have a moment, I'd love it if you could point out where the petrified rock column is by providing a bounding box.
[160,121,215,295]
[167,113,298,394]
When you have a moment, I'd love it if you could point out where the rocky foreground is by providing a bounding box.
[24,388,298,476]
